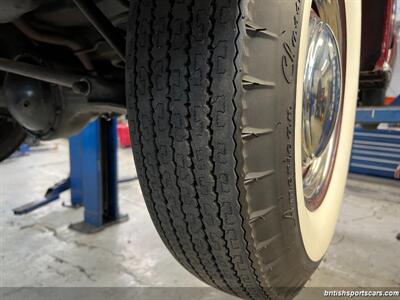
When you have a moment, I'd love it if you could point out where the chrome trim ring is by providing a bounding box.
[302,12,343,210]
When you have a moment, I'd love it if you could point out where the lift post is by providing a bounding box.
[68,118,128,233]
[13,118,129,233]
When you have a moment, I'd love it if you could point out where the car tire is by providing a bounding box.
[0,109,26,162]
[126,0,361,299]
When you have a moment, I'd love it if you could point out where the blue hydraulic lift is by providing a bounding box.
[356,107,400,124]
[13,118,132,233]
[350,104,400,179]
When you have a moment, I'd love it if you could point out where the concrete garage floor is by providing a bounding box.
[0,140,399,299]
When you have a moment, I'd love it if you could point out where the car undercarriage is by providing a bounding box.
[0,0,129,140]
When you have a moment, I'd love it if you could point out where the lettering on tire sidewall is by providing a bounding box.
[282,0,302,84]
[283,0,303,226]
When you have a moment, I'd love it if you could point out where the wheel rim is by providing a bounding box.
[302,9,343,211]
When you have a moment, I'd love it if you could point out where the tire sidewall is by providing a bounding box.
[294,0,362,262]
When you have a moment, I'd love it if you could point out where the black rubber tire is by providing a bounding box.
[0,25,30,162]
[0,109,26,162]
[126,1,317,299]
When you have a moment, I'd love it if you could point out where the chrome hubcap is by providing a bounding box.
[302,14,342,208]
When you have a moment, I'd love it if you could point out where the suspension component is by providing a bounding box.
[72,0,126,62]
[0,57,125,109]
[0,56,125,140]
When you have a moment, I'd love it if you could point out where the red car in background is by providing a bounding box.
[359,0,399,106]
